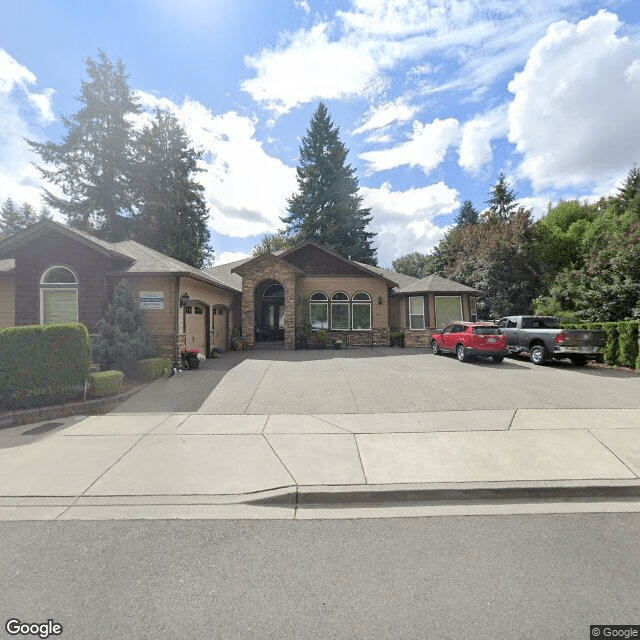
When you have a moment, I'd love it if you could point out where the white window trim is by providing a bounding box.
[330,302,350,331]
[351,302,372,331]
[40,288,79,324]
[434,295,464,328]
[408,296,425,330]
[40,265,78,285]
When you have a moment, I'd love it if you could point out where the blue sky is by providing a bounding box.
[1,0,639,266]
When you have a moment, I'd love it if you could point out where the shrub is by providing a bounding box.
[617,321,640,368]
[637,335,640,372]
[92,280,154,377]
[136,357,171,381]
[0,323,91,409]
[89,370,124,397]
[601,322,619,366]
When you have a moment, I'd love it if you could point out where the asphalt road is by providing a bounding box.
[2,514,639,639]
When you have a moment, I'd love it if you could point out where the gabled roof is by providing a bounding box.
[395,273,480,294]
[230,250,305,277]
[0,219,134,262]
[353,261,420,293]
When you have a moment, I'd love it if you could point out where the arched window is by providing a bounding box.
[309,291,328,330]
[262,283,284,298]
[330,292,349,330]
[351,291,371,330]
[40,266,78,324]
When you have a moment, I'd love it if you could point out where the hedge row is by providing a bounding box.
[136,357,171,381]
[0,323,91,410]
[562,321,640,370]
[89,370,124,397]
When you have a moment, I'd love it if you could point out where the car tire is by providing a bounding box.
[431,340,440,355]
[492,356,504,363]
[529,344,547,365]
[456,344,467,362]
[569,355,588,367]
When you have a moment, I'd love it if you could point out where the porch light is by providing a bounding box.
[180,292,190,307]
[378,295,383,305]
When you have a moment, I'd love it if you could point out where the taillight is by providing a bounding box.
[554,332,566,345]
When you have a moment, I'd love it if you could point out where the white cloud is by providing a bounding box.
[352,98,419,135]
[0,49,55,209]
[361,180,459,264]
[458,105,508,174]
[135,91,297,238]
[508,10,640,191]
[360,117,460,174]
[294,0,310,14]
[214,250,251,265]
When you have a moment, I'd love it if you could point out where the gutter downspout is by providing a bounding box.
[174,276,180,366]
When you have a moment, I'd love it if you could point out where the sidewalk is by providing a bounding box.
[2,408,640,521]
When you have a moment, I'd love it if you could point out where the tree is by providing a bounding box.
[28,51,140,241]
[0,198,44,238]
[92,280,154,376]
[251,229,297,256]
[134,108,212,268]
[391,251,435,278]
[454,200,479,227]
[485,173,519,221]
[283,102,377,264]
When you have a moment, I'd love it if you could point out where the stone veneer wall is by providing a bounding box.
[403,329,434,348]
[240,256,298,350]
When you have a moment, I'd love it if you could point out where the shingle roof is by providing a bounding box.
[395,273,480,294]
[353,261,420,292]
[112,241,241,292]
[202,257,247,291]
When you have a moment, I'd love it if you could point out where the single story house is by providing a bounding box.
[0,220,480,360]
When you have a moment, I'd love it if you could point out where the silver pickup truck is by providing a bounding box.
[496,315,605,365]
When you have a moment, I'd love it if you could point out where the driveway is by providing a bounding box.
[113,347,640,415]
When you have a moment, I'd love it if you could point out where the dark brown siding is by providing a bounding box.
[12,232,122,332]
[283,245,371,276]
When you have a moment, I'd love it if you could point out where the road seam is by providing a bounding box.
[243,361,275,414]
[334,358,362,413]
[261,434,298,486]
[586,429,639,478]
[353,434,369,484]
[508,409,517,430]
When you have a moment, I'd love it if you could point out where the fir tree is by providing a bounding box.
[28,51,140,241]
[0,198,43,238]
[485,173,519,221]
[92,279,154,376]
[454,200,479,227]
[134,108,212,268]
[283,102,377,264]
[251,229,297,256]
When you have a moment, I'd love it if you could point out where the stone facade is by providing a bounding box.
[404,329,434,348]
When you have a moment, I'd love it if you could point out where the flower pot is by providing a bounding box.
[233,340,243,351]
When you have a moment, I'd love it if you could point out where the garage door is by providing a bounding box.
[185,304,207,356]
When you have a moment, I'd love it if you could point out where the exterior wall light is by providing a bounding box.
[180,292,190,307]
[378,296,383,305]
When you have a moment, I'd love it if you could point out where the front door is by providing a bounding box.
[213,307,227,349]
[185,304,207,355]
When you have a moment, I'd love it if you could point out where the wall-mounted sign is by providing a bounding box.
[139,291,164,309]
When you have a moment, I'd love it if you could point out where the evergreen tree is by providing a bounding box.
[485,173,519,221]
[92,279,154,376]
[134,108,212,268]
[454,200,479,227]
[391,251,435,278]
[0,198,43,238]
[251,229,297,256]
[28,51,140,241]
[283,102,377,264]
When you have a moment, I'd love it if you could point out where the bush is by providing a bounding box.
[617,321,640,368]
[88,370,124,397]
[0,323,91,409]
[637,335,640,372]
[92,280,154,377]
[136,357,171,381]
[601,322,619,366]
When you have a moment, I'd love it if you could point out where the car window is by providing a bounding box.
[497,319,507,328]
[443,325,454,334]
[473,326,500,335]
[507,319,517,328]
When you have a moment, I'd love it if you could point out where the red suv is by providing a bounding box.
[431,322,509,363]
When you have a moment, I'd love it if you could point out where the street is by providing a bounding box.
[2,513,639,640]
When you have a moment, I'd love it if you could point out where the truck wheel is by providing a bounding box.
[492,356,504,363]
[529,344,547,365]
[570,355,588,366]
[456,344,467,362]
[431,340,440,355]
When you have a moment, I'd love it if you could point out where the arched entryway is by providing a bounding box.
[254,280,285,345]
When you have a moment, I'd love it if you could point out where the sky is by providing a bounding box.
[1,0,639,267]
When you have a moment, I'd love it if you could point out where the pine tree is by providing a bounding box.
[251,229,297,256]
[0,198,43,238]
[485,173,519,221]
[28,51,140,241]
[283,102,377,264]
[454,200,479,227]
[134,108,212,268]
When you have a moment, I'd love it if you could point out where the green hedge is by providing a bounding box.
[88,370,124,397]
[136,357,171,381]
[0,323,91,410]
[561,321,640,369]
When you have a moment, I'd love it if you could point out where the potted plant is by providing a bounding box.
[333,338,343,350]
[315,329,327,348]
[390,330,405,347]
[181,348,201,369]
[232,328,244,351]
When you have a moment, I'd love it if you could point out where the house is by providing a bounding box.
[0,220,480,360]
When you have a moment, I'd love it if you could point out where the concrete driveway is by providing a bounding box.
[115,347,640,415]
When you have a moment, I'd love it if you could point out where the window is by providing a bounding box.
[185,306,192,314]
[470,296,477,322]
[409,296,425,330]
[194,306,203,315]
[352,291,371,330]
[435,296,463,328]
[309,291,328,329]
[263,283,284,298]
[40,266,78,324]
[331,292,349,330]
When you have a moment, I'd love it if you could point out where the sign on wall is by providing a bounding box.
[139,291,164,310]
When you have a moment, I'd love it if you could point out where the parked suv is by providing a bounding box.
[431,322,509,363]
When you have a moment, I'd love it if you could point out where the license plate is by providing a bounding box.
[487,337,497,343]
